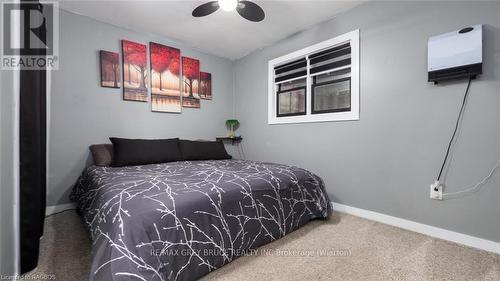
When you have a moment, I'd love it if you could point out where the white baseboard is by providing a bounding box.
[45,203,77,216]
[331,202,500,255]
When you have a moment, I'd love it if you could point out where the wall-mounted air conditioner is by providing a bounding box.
[428,25,483,83]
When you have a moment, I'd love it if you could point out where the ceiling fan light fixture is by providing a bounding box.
[193,0,264,22]
[218,0,238,12]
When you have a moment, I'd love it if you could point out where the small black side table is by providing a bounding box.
[216,137,245,159]
[216,136,243,144]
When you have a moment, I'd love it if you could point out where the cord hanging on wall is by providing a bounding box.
[431,77,500,200]
[436,77,473,184]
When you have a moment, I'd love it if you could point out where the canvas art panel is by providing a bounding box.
[100,50,121,88]
[199,72,212,100]
[181,57,200,108]
[122,40,148,102]
[150,42,182,113]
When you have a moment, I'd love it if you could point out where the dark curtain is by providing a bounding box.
[19,0,47,274]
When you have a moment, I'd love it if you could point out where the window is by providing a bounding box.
[277,78,306,117]
[312,69,351,114]
[268,30,359,124]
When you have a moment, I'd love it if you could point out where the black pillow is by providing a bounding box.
[179,140,232,161]
[109,137,182,167]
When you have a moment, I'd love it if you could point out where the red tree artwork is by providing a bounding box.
[182,57,200,108]
[100,50,120,88]
[149,42,181,113]
[122,40,148,102]
[150,43,179,90]
[199,71,212,100]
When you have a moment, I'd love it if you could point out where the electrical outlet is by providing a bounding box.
[430,180,443,200]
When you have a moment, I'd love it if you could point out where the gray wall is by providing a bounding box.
[1,69,18,275]
[233,1,500,242]
[48,10,235,206]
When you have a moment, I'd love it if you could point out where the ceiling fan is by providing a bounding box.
[192,0,265,22]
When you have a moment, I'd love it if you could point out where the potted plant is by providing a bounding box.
[226,119,240,138]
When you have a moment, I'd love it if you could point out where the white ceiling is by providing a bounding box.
[58,0,363,60]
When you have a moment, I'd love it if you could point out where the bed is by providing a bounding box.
[71,159,331,281]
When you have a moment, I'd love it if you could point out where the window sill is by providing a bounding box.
[268,111,359,125]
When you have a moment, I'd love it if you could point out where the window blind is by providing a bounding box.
[274,58,307,83]
[309,42,351,75]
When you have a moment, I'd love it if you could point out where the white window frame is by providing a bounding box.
[268,29,359,125]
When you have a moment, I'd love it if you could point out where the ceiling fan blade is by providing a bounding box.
[192,1,220,17]
[237,1,265,22]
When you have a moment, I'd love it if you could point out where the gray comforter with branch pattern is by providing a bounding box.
[70,160,331,281]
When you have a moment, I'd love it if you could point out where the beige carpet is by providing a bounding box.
[27,210,499,281]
